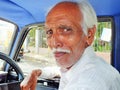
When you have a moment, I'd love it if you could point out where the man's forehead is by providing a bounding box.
[46,2,82,23]
[47,1,79,15]
[53,1,78,8]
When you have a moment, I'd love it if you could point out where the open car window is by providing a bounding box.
[93,17,113,64]
[0,18,17,71]
[0,19,16,54]
[17,24,58,76]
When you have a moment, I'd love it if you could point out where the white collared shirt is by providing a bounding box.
[59,46,120,90]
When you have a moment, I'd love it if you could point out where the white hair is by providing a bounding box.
[61,0,97,35]
[77,0,97,35]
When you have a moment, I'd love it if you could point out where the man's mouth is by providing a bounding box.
[52,48,71,60]
[54,52,67,59]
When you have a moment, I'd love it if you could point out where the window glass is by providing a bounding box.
[0,19,16,70]
[0,19,16,54]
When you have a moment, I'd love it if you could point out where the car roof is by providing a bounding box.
[0,0,120,29]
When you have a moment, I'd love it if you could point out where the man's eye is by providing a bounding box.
[58,26,72,34]
[46,29,53,38]
[60,27,72,34]
[64,28,72,32]
[46,30,52,34]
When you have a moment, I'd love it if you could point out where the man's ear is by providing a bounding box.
[86,25,96,46]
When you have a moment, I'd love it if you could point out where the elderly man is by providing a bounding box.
[21,0,120,90]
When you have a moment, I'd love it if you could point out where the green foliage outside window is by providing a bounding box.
[93,22,112,52]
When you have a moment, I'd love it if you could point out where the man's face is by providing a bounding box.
[45,2,87,69]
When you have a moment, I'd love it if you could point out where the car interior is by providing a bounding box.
[0,0,120,90]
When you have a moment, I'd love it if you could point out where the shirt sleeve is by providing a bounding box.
[40,66,61,79]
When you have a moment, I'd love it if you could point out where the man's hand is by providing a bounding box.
[20,69,42,90]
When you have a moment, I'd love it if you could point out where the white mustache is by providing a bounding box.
[52,48,71,54]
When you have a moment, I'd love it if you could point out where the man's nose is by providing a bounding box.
[51,35,63,48]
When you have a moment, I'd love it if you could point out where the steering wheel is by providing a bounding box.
[0,52,24,89]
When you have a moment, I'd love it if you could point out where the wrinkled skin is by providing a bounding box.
[20,2,96,90]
